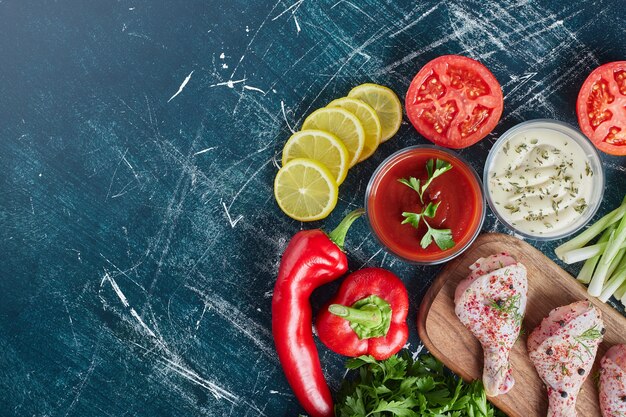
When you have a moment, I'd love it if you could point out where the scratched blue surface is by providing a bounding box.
[0,1,625,416]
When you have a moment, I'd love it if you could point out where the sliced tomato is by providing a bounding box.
[576,61,626,156]
[405,55,503,149]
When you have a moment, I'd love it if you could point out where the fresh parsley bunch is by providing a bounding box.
[334,351,506,417]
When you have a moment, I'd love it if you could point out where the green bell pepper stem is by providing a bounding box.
[328,294,393,340]
[328,303,382,327]
[327,208,365,250]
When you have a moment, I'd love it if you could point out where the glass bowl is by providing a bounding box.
[365,145,486,265]
[483,119,605,241]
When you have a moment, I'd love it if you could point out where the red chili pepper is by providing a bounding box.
[272,209,364,417]
[316,267,409,360]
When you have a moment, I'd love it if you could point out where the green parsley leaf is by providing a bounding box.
[423,159,453,195]
[422,201,440,218]
[421,220,455,250]
[346,355,379,368]
[430,228,455,251]
[401,212,423,228]
[420,227,434,249]
[398,176,423,203]
[426,158,453,180]
[398,177,421,194]
[368,399,419,416]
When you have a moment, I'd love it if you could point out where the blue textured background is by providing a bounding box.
[1,1,624,416]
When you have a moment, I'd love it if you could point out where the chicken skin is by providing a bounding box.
[455,253,528,396]
[599,344,626,417]
[527,301,604,417]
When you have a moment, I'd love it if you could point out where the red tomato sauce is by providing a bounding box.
[367,147,484,263]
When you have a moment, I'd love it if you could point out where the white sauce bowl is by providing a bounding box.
[484,119,605,241]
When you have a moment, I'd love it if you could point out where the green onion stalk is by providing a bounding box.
[589,207,626,297]
[577,225,615,283]
[599,254,626,302]
[555,197,626,260]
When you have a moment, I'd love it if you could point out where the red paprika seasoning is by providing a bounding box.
[316,267,409,360]
[272,209,364,417]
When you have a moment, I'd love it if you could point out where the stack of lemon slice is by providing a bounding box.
[274,83,402,221]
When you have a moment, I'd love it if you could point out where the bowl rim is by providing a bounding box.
[364,144,486,265]
[483,118,606,241]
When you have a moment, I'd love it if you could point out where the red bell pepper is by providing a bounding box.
[316,267,409,360]
[272,209,364,417]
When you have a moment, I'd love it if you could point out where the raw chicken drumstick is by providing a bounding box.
[599,344,626,417]
[454,253,528,396]
[527,301,604,417]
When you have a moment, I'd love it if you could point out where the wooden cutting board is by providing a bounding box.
[417,233,626,417]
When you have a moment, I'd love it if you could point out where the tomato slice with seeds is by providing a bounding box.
[576,61,626,156]
[405,55,503,149]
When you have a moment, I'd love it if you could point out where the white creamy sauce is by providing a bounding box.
[488,128,595,236]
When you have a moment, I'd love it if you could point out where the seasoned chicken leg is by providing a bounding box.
[527,301,604,417]
[599,344,626,417]
[455,253,528,396]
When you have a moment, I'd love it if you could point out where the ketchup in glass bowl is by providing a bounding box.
[365,146,485,264]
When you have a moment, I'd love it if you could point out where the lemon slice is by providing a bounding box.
[282,129,349,185]
[302,107,365,167]
[274,158,338,221]
[327,97,382,162]
[348,83,402,142]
